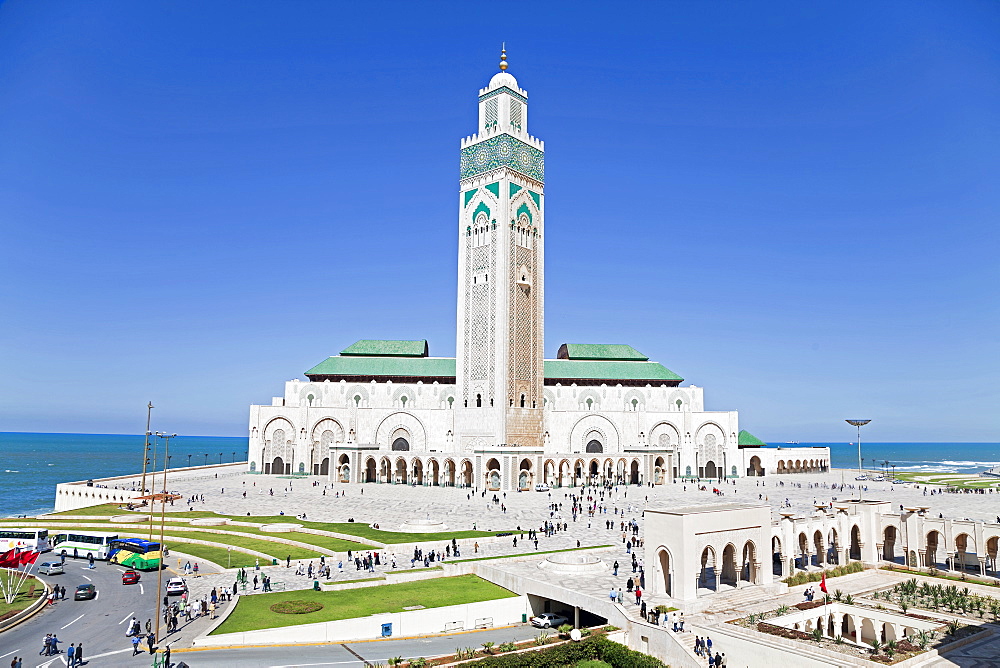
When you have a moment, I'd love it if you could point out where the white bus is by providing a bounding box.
[0,528,51,553]
[53,531,119,560]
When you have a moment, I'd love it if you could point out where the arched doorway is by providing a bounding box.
[412,459,424,486]
[630,460,640,485]
[850,525,862,561]
[589,460,599,480]
[586,440,602,453]
[544,460,555,486]
[740,540,757,584]
[699,546,718,591]
[461,460,473,487]
[955,533,975,572]
[518,459,532,490]
[395,458,407,484]
[721,543,738,586]
[749,456,763,477]
[365,458,376,483]
[392,437,410,451]
[658,548,673,597]
[654,456,665,484]
[269,456,285,475]
[444,459,456,486]
[814,530,826,567]
[883,526,898,562]
[987,537,998,576]
[771,536,783,576]
[380,457,391,483]
[559,460,570,487]
[486,458,501,490]
[428,459,440,486]
[319,457,330,476]
[926,531,941,569]
[339,463,350,483]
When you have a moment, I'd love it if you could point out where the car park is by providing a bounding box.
[37,562,64,575]
[122,569,141,585]
[165,577,187,595]
[530,612,568,628]
[74,584,96,600]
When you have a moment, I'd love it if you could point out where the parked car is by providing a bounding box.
[37,562,64,575]
[74,584,97,600]
[121,569,141,585]
[530,612,568,628]
[165,577,187,595]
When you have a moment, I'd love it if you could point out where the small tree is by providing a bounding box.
[869,638,882,656]
[833,589,843,601]
[481,641,495,654]
[811,628,823,643]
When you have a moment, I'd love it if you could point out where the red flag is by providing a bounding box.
[0,550,18,568]
[820,572,828,594]
[17,551,39,566]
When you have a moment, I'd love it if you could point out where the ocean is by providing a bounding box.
[1,432,248,518]
[1,433,997,518]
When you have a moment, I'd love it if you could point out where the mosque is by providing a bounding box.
[247,52,830,491]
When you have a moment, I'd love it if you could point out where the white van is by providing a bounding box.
[37,562,64,575]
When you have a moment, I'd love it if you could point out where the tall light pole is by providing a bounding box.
[140,402,154,497]
[154,431,176,648]
[846,419,871,500]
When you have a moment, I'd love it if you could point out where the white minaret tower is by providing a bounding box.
[455,48,545,451]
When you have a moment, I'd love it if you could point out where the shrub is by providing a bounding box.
[460,635,665,667]
[268,600,323,614]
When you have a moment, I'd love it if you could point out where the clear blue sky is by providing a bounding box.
[1,1,997,441]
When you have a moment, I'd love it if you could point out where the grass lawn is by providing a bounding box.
[240,516,509,543]
[47,504,220,518]
[121,529,321,560]
[161,540,264,570]
[211,574,518,634]
[895,473,1000,490]
[0,572,44,620]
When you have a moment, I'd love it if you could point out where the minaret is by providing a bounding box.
[455,48,545,450]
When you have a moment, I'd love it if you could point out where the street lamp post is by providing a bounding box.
[204,453,208,466]
[140,402,154,498]
[153,432,176,648]
[846,419,872,500]
[232,451,236,463]
[219,452,223,464]
[187,454,192,468]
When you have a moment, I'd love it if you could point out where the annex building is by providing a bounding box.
[248,53,830,491]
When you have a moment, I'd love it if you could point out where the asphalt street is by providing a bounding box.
[2,557,167,667]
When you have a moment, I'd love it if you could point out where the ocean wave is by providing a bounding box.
[890,465,960,472]
[3,469,20,473]
[937,461,1000,467]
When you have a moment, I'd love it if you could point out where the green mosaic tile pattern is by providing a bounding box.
[478,86,527,105]
[463,189,478,207]
[461,134,544,183]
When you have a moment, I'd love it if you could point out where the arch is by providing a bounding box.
[883,525,898,563]
[987,536,998,575]
[412,458,424,485]
[954,532,976,572]
[749,455,763,477]
[558,459,571,487]
[648,421,680,450]
[704,460,718,479]
[585,440,603,453]
[771,535,783,576]
[860,618,877,644]
[544,459,556,486]
[428,458,440,486]
[777,460,787,473]
[379,456,391,483]
[374,412,427,451]
[269,455,285,476]
[721,543,738,586]
[339,462,350,483]
[814,530,826,567]
[443,458,456,486]
[828,528,840,565]
[699,546,718,592]
[657,547,673,597]
[850,525,862,561]
[460,459,473,487]
[569,414,620,454]
[319,457,330,476]
[392,437,410,451]
[518,458,532,490]
[394,457,408,484]
[486,458,501,490]
[926,530,942,569]
[364,457,377,483]
[630,459,640,485]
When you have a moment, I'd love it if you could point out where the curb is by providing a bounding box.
[0,573,50,634]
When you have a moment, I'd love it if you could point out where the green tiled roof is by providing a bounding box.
[306,356,455,379]
[738,430,767,446]
[557,343,649,362]
[543,359,681,382]
[340,340,428,358]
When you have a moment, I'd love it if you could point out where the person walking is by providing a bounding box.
[613,560,619,576]
[131,635,141,656]
[146,632,156,654]
[88,553,94,569]
[75,643,83,666]
[163,644,171,668]
[66,644,75,667]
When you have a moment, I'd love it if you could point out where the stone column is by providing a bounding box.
[979,557,987,577]
[918,549,927,568]
[754,560,763,585]
[876,542,884,562]
[832,612,844,639]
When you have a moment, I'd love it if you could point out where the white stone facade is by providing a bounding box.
[247,60,830,491]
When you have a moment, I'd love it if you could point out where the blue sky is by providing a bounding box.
[1,1,997,441]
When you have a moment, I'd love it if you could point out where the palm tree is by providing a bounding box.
[869,638,882,656]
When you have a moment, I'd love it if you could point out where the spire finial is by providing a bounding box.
[499,43,508,71]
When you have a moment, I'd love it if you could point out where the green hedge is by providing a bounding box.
[782,561,863,586]
[459,635,664,668]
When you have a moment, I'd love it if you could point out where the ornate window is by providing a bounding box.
[307,393,315,406]
[391,438,410,451]
[509,99,522,130]
[586,440,603,453]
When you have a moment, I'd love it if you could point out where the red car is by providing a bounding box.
[122,570,141,585]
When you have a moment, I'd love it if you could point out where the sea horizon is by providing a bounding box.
[2,432,998,519]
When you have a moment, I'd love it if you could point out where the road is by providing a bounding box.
[3,558,548,667]
[2,557,163,667]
